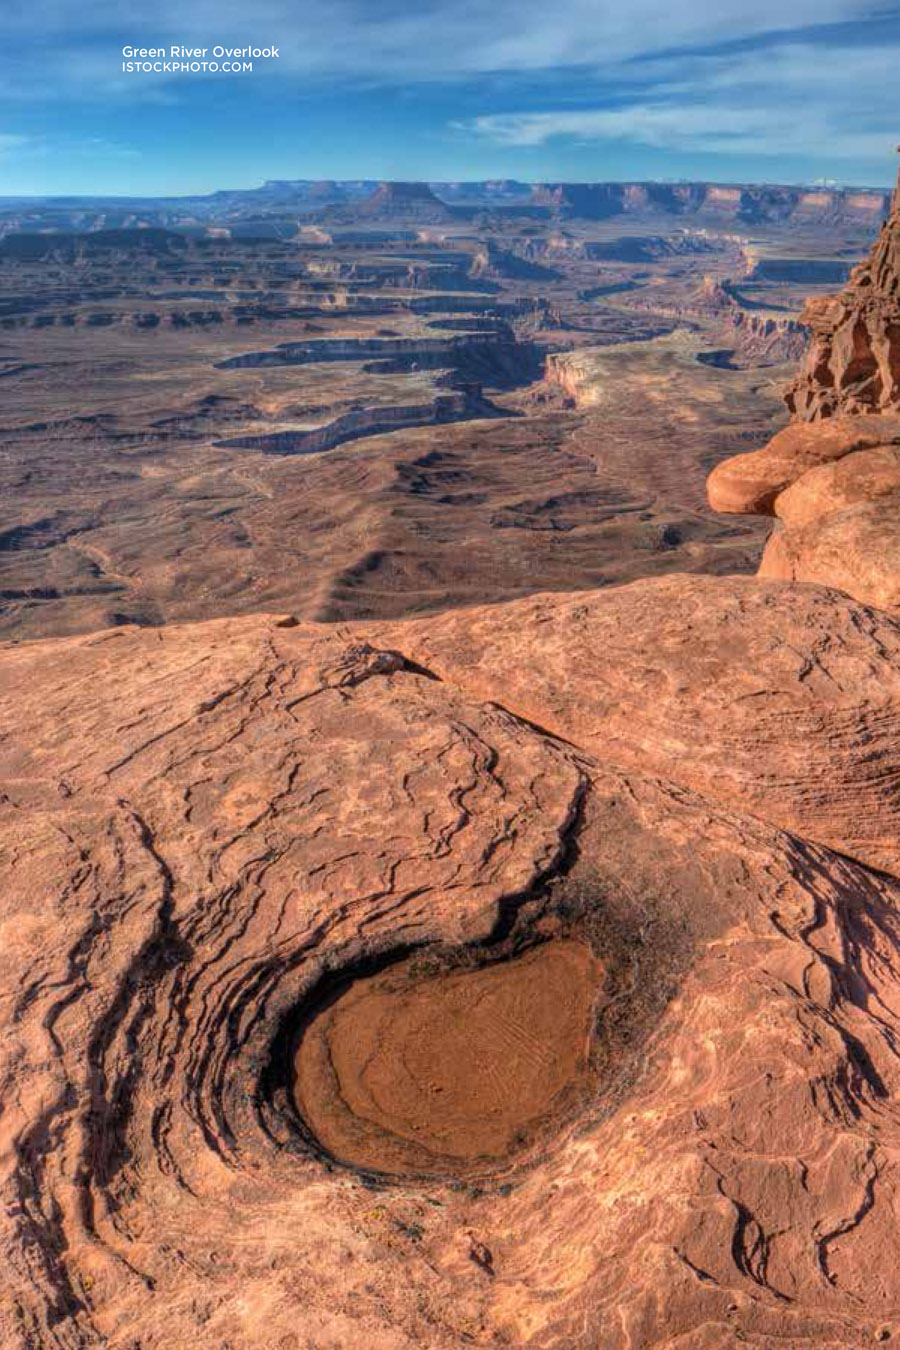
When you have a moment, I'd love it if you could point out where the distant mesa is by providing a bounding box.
[316,180,462,224]
[211,179,379,209]
[530,182,625,219]
[1,176,894,238]
[530,179,892,224]
[433,178,533,205]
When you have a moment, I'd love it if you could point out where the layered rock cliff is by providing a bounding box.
[709,161,900,612]
[785,162,900,419]
[529,180,892,225]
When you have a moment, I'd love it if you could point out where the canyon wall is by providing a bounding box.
[709,163,900,614]
[786,166,900,419]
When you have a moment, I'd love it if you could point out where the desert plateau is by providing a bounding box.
[4,138,900,1349]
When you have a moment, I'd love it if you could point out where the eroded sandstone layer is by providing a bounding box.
[786,164,900,419]
[5,577,900,1345]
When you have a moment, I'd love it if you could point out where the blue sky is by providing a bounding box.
[1,0,898,196]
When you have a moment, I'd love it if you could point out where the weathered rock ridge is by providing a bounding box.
[786,164,900,420]
[214,389,497,457]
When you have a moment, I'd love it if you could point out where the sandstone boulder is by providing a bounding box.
[706,413,900,514]
[774,443,900,527]
[760,498,900,612]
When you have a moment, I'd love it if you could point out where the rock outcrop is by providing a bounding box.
[629,272,809,366]
[709,413,900,611]
[709,166,900,612]
[707,413,900,514]
[7,577,900,1345]
[760,493,900,610]
[467,240,559,282]
[785,162,900,420]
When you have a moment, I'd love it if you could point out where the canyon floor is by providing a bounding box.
[1,194,871,641]
[3,179,900,1348]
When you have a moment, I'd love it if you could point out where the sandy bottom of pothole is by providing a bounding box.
[292,938,603,1177]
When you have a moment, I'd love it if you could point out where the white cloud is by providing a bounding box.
[456,38,899,164]
[1,0,896,180]
[460,103,893,159]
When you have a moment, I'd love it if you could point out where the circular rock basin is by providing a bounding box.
[292,938,602,1177]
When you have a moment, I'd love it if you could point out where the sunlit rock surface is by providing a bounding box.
[786,166,900,420]
[5,580,900,1345]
